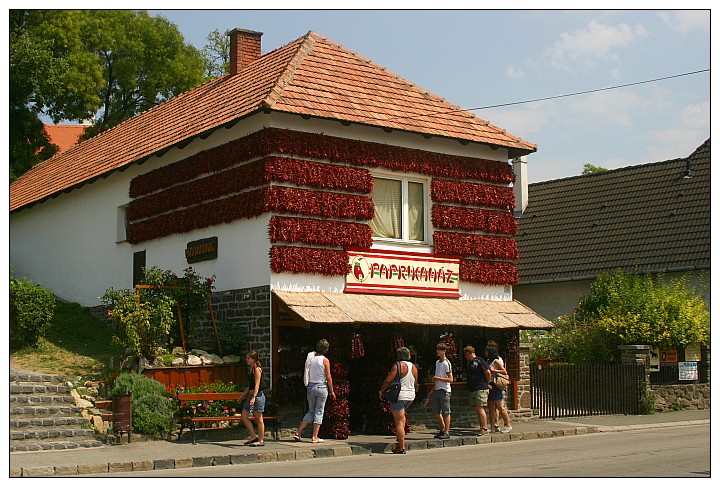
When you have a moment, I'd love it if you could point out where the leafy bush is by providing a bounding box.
[9,269,56,350]
[101,266,215,358]
[107,371,166,398]
[577,270,710,348]
[132,394,175,439]
[527,270,709,364]
[101,287,174,360]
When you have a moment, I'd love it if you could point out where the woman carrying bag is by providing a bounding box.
[379,347,418,454]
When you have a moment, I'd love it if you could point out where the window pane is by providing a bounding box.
[408,181,425,241]
[370,178,402,239]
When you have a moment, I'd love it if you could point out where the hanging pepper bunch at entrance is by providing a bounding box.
[390,331,405,357]
[439,333,457,361]
[320,362,351,439]
[350,333,365,359]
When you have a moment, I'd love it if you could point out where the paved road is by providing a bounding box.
[83,423,709,477]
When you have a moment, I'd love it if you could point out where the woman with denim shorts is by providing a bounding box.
[294,339,335,443]
[379,347,418,454]
[240,350,266,446]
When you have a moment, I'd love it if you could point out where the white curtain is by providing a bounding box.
[370,178,402,239]
[408,181,425,241]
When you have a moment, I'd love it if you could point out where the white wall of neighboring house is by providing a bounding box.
[10,111,516,306]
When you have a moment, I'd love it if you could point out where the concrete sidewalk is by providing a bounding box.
[9,409,709,477]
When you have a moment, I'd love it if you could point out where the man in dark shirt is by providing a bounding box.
[464,345,491,435]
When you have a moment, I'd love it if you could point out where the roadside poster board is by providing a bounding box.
[678,362,698,381]
[660,349,678,366]
[685,343,702,362]
[649,346,660,372]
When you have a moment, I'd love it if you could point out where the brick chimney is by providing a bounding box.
[228,28,263,75]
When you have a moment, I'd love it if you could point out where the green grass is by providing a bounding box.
[10,300,125,383]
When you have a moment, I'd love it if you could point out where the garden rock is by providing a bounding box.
[222,355,242,364]
[186,355,202,366]
[200,353,224,365]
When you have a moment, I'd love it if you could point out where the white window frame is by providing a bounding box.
[116,205,128,243]
[370,172,429,245]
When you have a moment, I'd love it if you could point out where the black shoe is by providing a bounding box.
[244,437,259,445]
[392,448,406,454]
[437,432,450,440]
[433,431,444,438]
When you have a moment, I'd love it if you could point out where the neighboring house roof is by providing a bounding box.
[516,139,710,284]
[10,30,536,213]
[43,124,88,154]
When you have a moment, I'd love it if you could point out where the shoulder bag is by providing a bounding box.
[383,361,402,403]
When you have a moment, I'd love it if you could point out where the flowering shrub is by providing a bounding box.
[168,380,243,418]
[101,266,215,357]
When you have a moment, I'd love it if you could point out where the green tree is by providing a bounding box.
[581,163,608,175]
[9,10,207,179]
[201,29,230,78]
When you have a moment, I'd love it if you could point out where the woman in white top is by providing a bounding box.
[379,347,418,454]
[294,339,335,443]
[486,344,512,433]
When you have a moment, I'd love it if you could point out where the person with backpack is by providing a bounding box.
[464,345,491,435]
[486,344,512,433]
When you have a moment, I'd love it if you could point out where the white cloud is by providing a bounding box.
[546,21,647,71]
[658,11,710,34]
[568,90,644,128]
[483,105,551,138]
[506,64,525,79]
[680,100,710,130]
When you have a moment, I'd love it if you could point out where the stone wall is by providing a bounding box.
[650,384,710,412]
[208,285,271,361]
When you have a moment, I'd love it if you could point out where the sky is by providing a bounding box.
[142,7,711,184]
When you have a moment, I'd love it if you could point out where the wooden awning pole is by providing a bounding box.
[208,298,222,356]
[176,301,187,352]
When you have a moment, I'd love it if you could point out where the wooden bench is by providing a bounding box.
[176,392,281,444]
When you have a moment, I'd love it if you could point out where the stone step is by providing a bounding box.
[10,383,70,395]
[9,438,104,452]
[10,416,90,429]
[10,404,85,417]
[10,427,97,442]
[9,372,65,384]
[10,395,76,405]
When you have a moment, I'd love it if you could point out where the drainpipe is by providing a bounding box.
[513,156,528,218]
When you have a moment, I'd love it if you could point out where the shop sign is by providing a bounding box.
[678,362,698,381]
[685,343,701,362]
[660,348,678,366]
[185,237,218,263]
[345,249,460,298]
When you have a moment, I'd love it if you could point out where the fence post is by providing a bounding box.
[618,345,651,382]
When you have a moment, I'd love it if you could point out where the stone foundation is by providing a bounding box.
[650,383,710,412]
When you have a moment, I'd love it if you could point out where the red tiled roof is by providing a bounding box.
[10,31,536,212]
[44,125,88,153]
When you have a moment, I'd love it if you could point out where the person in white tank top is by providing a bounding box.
[379,347,418,454]
[295,339,335,443]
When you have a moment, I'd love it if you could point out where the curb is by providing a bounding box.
[11,419,709,477]
[11,425,603,477]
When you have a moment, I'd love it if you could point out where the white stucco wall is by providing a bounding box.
[10,111,516,306]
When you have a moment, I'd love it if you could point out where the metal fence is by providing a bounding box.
[531,364,646,419]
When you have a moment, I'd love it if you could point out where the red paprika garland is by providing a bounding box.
[269,216,372,249]
[432,205,517,235]
[270,246,350,276]
[459,259,519,285]
[432,179,515,210]
[434,231,519,260]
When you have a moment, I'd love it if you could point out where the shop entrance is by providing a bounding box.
[272,321,517,436]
